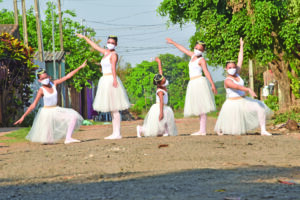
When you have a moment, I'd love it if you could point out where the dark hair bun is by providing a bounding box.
[108,35,118,43]
[153,74,164,85]
[36,68,47,79]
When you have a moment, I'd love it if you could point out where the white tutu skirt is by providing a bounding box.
[214,97,273,135]
[143,104,178,137]
[26,106,83,143]
[184,77,216,117]
[93,75,131,112]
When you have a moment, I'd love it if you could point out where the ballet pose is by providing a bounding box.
[137,57,177,137]
[214,38,272,136]
[77,34,130,139]
[166,38,217,136]
[14,61,87,144]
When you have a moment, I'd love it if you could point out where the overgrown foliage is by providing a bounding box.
[158,0,300,109]
[0,33,36,126]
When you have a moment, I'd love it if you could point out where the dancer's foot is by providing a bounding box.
[105,134,122,140]
[163,133,169,137]
[261,131,272,136]
[191,132,206,136]
[64,138,81,144]
[217,132,223,136]
[137,126,142,138]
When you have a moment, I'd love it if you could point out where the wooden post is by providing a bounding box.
[13,0,18,25]
[249,59,254,98]
[21,0,28,46]
[34,0,44,61]
[57,0,64,51]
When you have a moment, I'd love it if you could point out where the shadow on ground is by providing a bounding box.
[1,166,300,200]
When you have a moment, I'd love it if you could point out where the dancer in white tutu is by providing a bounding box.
[166,38,217,136]
[214,38,272,136]
[137,57,177,137]
[77,34,130,139]
[14,61,87,144]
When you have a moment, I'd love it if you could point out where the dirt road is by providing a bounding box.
[0,117,300,199]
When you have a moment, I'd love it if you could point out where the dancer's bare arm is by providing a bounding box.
[14,89,43,125]
[155,57,163,75]
[225,79,257,97]
[237,37,244,74]
[199,59,217,94]
[166,38,194,57]
[111,53,119,88]
[77,34,107,55]
[158,91,164,121]
[54,60,87,85]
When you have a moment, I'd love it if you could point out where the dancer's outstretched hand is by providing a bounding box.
[240,37,244,46]
[166,38,174,44]
[79,60,88,69]
[248,88,257,98]
[14,116,24,125]
[76,33,85,39]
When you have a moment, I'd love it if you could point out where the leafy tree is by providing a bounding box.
[0,3,102,91]
[158,0,300,109]
[0,33,36,126]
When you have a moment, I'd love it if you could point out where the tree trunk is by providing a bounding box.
[268,58,291,110]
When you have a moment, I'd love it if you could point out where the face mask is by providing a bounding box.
[40,78,50,85]
[162,80,169,87]
[107,43,115,50]
[227,68,237,75]
[194,49,203,57]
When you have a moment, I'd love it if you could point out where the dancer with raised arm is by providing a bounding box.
[14,61,87,144]
[214,38,272,136]
[77,34,130,139]
[137,57,177,137]
[166,38,217,136]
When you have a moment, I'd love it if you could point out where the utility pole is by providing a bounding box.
[51,1,56,79]
[34,0,44,61]
[13,0,18,25]
[57,0,64,51]
[21,0,28,46]
[249,59,254,98]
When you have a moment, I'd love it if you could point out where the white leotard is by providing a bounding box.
[156,89,168,105]
[101,52,115,74]
[41,82,57,106]
[189,55,203,78]
[225,75,245,98]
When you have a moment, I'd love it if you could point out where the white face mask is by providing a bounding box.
[162,79,169,87]
[40,78,50,85]
[194,49,203,57]
[107,43,115,50]
[227,68,237,75]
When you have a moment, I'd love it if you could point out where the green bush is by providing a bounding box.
[273,111,300,124]
[264,95,279,111]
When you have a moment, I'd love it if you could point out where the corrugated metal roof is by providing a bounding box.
[34,51,65,62]
[0,24,20,39]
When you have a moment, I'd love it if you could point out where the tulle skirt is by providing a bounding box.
[143,104,178,137]
[93,75,131,112]
[26,106,83,143]
[184,76,216,117]
[214,97,273,135]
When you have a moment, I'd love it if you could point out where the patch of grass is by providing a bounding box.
[207,111,219,118]
[174,110,184,119]
[0,127,30,144]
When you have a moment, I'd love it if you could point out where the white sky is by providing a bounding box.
[1,0,224,81]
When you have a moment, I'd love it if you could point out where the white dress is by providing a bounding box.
[26,82,83,143]
[93,52,131,112]
[143,89,178,137]
[214,76,273,135]
[184,55,216,117]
